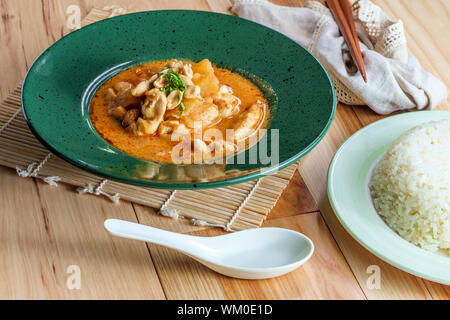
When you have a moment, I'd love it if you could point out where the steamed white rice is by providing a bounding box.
[369,119,450,255]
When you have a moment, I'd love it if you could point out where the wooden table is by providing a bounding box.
[0,0,448,299]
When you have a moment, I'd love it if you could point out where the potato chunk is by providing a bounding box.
[192,59,215,74]
[192,59,219,97]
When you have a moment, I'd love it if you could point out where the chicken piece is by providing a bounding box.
[122,109,140,128]
[108,105,127,120]
[114,81,132,92]
[148,72,159,83]
[180,75,193,86]
[218,84,233,96]
[182,99,220,129]
[181,64,194,79]
[141,89,167,120]
[164,108,182,120]
[158,120,180,135]
[131,80,150,97]
[233,104,262,141]
[165,59,184,72]
[184,85,201,99]
[136,117,161,136]
[153,75,166,89]
[111,89,140,109]
[138,89,168,135]
[158,120,191,141]
[104,88,117,102]
[167,90,182,110]
[215,86,241,117]
[217,99,240,118]
[126,122,138,135]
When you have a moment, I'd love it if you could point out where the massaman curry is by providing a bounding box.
[90,59,268,163]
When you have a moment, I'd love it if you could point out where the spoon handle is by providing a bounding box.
[104,219,208,255]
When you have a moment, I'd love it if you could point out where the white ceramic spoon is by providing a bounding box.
[104,219,314,279]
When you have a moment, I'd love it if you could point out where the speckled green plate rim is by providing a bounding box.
[327,111,450,285]
[22,10,336,189]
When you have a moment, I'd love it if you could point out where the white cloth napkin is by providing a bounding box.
[231,0,447,114]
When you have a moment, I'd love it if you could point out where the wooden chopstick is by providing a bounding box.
[327,0,367,82]
[339,0,366,81]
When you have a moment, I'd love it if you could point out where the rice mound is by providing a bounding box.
[369,119,450,255]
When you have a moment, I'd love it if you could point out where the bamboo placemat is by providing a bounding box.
[0,8,298,231]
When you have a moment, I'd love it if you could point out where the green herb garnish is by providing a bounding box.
[158,69,187,115]
[179,101,186,116]
[177,90,186,116]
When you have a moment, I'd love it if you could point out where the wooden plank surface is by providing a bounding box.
[0,0,448,299]
[0,166,165,299]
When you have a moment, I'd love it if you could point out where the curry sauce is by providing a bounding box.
[90,59,269,163]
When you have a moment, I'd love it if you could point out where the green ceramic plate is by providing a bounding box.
[328,111,450,284]
[22,10,335,189]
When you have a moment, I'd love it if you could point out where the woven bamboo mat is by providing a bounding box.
[0,8,298,231]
